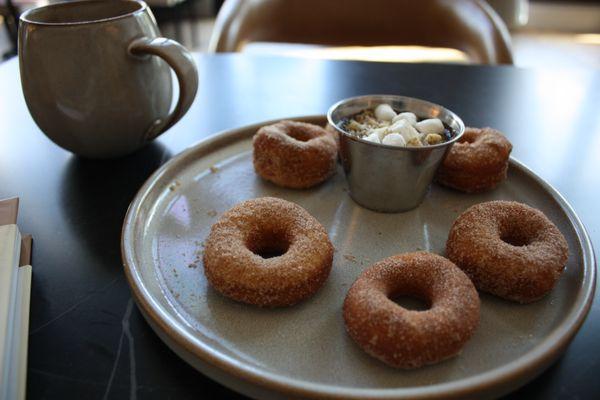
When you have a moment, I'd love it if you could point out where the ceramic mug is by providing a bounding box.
[19,0,198,158]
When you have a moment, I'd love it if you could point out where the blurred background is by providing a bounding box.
[1,0,599,68]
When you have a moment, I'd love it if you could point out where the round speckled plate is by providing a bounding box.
[121,116,595,400]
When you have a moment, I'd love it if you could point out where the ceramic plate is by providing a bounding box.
[121,116,595,399]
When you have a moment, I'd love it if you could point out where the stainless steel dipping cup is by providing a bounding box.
[327,95,465,213]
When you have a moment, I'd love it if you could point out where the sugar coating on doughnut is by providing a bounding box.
[438,164,509,193]
[443,127,512,172]
[324,123,341,150]
[436,127,512,193]
[203,197,334,307]
[253,121,338,189]
[446,201,569,303]
[343,252,480,369]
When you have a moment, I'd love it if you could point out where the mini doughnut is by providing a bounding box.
[203,197,334,307]
[446,201,569,303]
[253,120,338,189]
[343,252,480,369]
[436,127,512,193]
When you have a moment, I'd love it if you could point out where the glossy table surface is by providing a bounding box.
[0,54,598,399]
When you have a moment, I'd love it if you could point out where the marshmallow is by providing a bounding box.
[389,119,408,133]
[382,133,406,147]
[370,127,389,140]
[363,133,381,144]
[374,104,396,122]
[392,112,417,126]
[390,119,420,142]
[402,127,421,143]
[415,118,444,135]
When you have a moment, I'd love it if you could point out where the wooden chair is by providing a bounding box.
[208,0,513,64]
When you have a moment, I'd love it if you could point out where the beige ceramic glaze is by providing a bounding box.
[121,116,595,399]
[19,0,198,158]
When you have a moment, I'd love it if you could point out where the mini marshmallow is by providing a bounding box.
[392,112,417,126]
[363,133,381,144]
[382,133,406,147]
[401,127,420,143]
[374,104,396,122]
[390,119,420,142]
[388,119,408,133]
[370,127,389,140]
[415,118,444,135]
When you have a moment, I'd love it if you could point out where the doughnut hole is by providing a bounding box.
[460,134,477,144]
[390,295,430,311]
[245,227,291,259]
[499,224,533,247]
[285,125,315,142]
[387,284,432,312]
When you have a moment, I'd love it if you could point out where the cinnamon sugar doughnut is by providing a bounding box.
[436,127,512,193]
[446,201,569,303]
[343,252,480,369]
[253,120,338,189]
[324,122,341,151]
[203,197,334,307]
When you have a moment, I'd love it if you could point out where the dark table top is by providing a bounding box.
[0,54,598,399]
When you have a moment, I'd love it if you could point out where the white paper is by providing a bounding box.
[0,224,22,400]
[7,265,32,400]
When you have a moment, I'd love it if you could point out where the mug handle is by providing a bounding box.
[129,37,199,141]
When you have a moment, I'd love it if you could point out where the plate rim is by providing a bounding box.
[121,115,596,399]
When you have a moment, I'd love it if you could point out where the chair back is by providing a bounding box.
[209,0,513,64]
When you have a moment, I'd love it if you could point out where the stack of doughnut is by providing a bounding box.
[446,201,569,303]
[436,127,512,192]
[253,120,338,189]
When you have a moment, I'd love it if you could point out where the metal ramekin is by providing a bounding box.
[327,95,465,213]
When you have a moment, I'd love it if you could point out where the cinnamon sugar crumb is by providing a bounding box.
[344,254,357,263]
[168,180,181,191]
